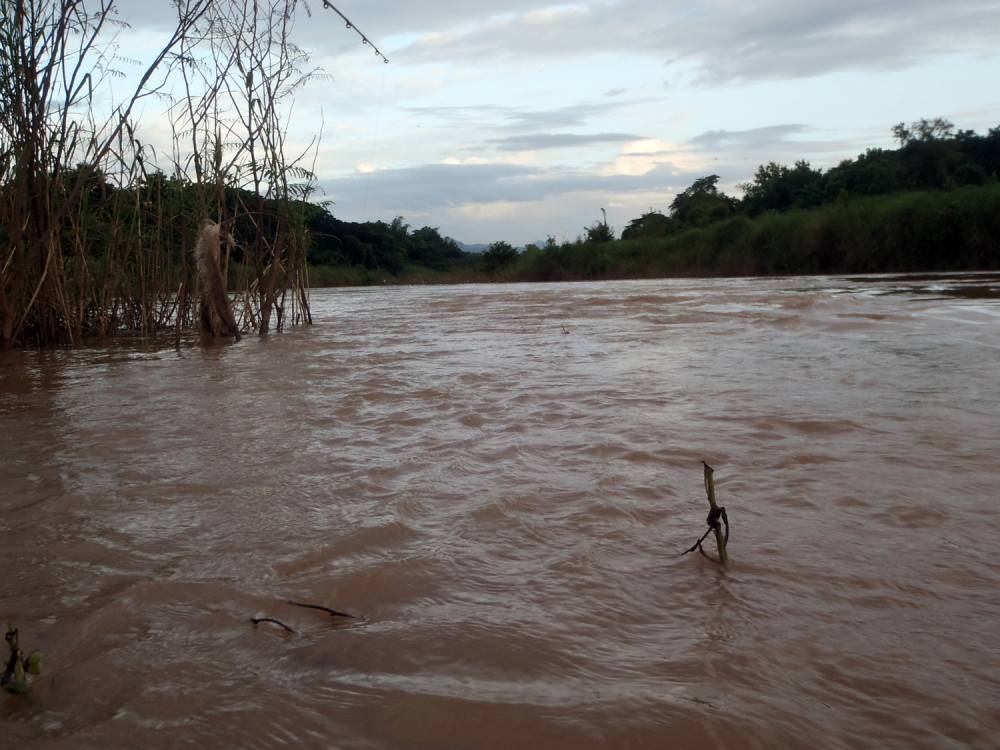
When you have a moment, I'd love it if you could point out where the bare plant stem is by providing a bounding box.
[287,600,355,618]
[703,462,729,564]
[250,617,296,634]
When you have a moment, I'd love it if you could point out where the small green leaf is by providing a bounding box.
[2,680,29,695]
[25,651,42,676]
[13,657,25,684]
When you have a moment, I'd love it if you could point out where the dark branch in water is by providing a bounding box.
[250,617,296,634]
[3,625,41,695]
[682,524,715,556]
[681,462,730,564]
[288,601,356,618]
[249,601,354,635]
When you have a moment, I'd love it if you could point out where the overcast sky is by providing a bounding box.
[119,0,1000,245]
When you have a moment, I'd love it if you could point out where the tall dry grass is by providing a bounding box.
[0,0,321,349]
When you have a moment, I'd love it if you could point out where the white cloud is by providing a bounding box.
[601,138,705,177]
[448,200,525,221]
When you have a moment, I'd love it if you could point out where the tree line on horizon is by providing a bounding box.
[23,118,995,291]
[474,119,1000,281]
[618,118,1000,241]
[306,118,1000,283]
[5,113,997,347]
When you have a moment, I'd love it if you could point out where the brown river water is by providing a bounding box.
[2,275,999,749]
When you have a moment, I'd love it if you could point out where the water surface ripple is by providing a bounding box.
[2,275,1000,748]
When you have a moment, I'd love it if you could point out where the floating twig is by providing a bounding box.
[682,524,717,557]
[250,617,297,634]
[287,601,356,618]
[249,600,354,635]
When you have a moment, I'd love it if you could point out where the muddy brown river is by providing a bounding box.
[2,275,999,748]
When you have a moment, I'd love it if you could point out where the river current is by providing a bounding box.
[2,275,999,748]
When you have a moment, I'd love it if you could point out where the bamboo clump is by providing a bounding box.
[0,0,346,349]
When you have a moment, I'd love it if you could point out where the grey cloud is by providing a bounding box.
[604,88,628,97]
[405,104,506,120]
[316,114,873,229]
[690,126,873,164]
[108,2,188,29]
[406,99,652,132]
[322,163,535,210]
[308,1,542,36]
[490,133,645,151]
[313,117,871,240]
[690,125,811,149]
[319,160,690,214]
[506,102,615,129]
[113,1,538,44]
[394,0,1000,83]
[110,0,1000,84]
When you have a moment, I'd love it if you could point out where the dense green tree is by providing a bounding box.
[584,220,615,243]
[955,126,1000,181]
[481,240,519,272]
[896,137,964,190]
[300,207,473,273]
[621,210,676,240]
[892,118,955,146]
[669,175,737,227]
[741,160,825,216]
[824,149,904,198]
[408,225,465,270]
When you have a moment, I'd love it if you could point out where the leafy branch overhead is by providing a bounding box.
[319,2,390,64]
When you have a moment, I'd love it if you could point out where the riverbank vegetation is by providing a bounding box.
[0,0,377,349]
[503,182,1000,281]
[418,120,1000,283]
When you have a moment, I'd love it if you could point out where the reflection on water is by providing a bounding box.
[2,274,999,749]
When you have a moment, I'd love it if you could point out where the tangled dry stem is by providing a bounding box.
[195,220,241,340]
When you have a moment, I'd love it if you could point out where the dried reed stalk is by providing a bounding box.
[194,220,240,339]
